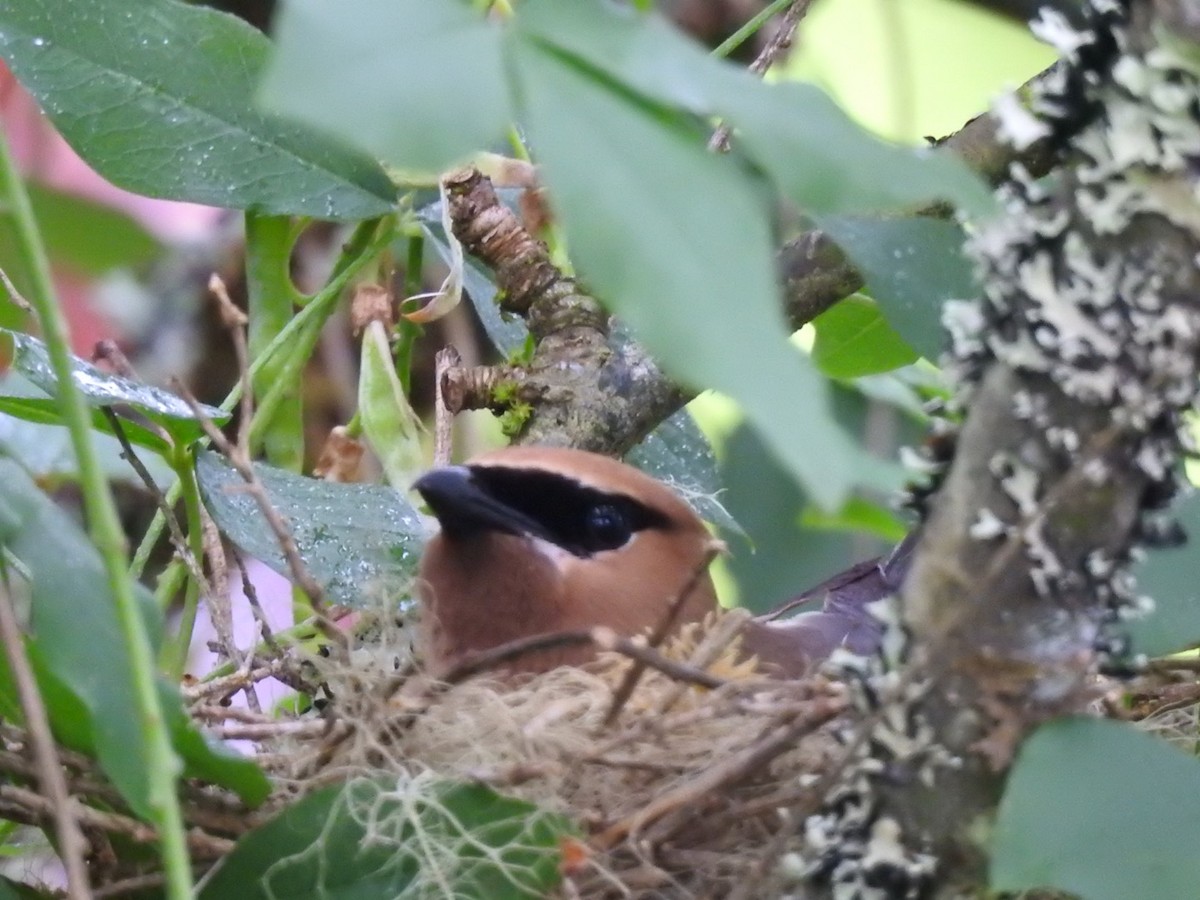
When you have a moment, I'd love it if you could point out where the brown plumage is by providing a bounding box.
[413,447,911,678]
[413,447,717,676]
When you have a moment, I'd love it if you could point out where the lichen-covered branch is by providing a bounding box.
[803,1,1200,892]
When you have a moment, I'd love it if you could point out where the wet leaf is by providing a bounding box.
[200,776,573,900]
[817,216,978,361]
[0,0,395,219]
[625,409,745,540]
[196,451,426,608]
[512,41,874,509]
[261,0,511,178]
[0,328,226,447]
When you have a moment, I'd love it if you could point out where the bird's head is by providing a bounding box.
[413,446,719,676]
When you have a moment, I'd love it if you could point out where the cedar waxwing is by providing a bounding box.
[413,446,718,676]
[413,447,911,678]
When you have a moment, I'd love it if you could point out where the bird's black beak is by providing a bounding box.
[413,465,552,542]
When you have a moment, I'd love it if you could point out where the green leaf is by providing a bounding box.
[1127,492,1200,657]
[727,85,993,217]
[817,216,978,361]
[720,422,877,614]
[812,295,920,379]
[358,321,427,490]
[992,717,1200,900]
[0,328,226,447]
[261,0,511,177]
[624,408,746,540]
[0,456,161,815]
[196,451,425,608]
[25,182,161,276]
[0,457,268,817]
[0,0,395,219]
[800,495,907,541]
[199,777,573,900]
[0,405,174,486]
[0,397,172,458]
[510,41,873,509]
[514,0,993,217]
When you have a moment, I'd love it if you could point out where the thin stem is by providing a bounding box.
[165,458,207,680]
[0,571,91,900]
[0,132,194,898]
[130,216,395,587]
[711,0,795,59]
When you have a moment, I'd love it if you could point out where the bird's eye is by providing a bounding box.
[583,502,632,551]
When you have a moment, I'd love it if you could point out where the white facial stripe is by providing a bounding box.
[529,535,576,573]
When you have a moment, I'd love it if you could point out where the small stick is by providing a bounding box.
[441,630,594,684]
[594,703,838,850]
[433,346,462,467]
[105,410,210,598]
[207,274,253,459]
[0,581,92,900]
[0,783,234,858]
[709,0,815,152]
[95,873,167,899]
[232,549,280,653]
[602,541,723,728]
[211,720,329,741]
[655,609,754,717]
[593,627,725,691]
[0,265,32,312]
[173,380,349,656]
[199,510,262,712]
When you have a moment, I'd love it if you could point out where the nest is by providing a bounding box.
[210,607,856,898]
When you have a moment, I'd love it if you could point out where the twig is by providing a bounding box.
[441,630,594,684]
[592,627,726,691]
[199,509,260,710]
[709,0,816,152]
[602,541,724,727]
[0,745,258,838]
[208,275,253,460]
[94,873,167,899]
[0,579,91,900]
[104,411,210,595]
[433,346,462,467]
[172,379,348,656]
[233,549,280,653]
[210,720,330,741]
[0,784,234,859]
[183,663,270,703]
[0,265,31,312]
[1144,656,1200,674]
[593,704,837,849]
[655,609,754,717]
[193,274,351,651]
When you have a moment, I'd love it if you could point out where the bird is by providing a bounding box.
[413,446,912,679]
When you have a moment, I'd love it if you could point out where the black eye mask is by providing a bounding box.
[414,464,671,557]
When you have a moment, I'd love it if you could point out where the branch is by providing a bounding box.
[444,50,1070,455]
